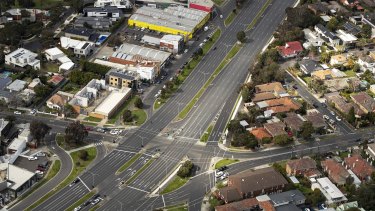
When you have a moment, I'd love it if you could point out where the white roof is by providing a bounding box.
[336,29,358,42]
[239,120,249,127]
[347,169,361,186]
[117,43,171,64]
[6,48,37,61]
[320,15,332,22]
[60,37,82,49]
[289,176,300,184]
[7,80,27,92]
[58,56,72,64]
[317,177,345,199]
[161,34,183,42]
[8,138,25,151]
[59,62,75,71]
[141,35,160,45]
[45,47,64,57]
[94,88,132,115]
[0,163,35,191]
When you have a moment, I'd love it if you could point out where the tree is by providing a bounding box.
[123,110,133,122]
[4,115,16,124]
[134,97,143,109]
[64,121,88,145]
[79,150,88,161]
[356,184,375,210]
[347,106,356,124]
[236,31,246,43]
[177,160,194,178]
[361,24,372,39]
[30,120,51,146]
[300,121,314,139]
[228,120,245,134]
[34,85,52,98]
[273,134,292,146]
[353,63,361,72]
[20,9,30,18]
[307,189,325,205]
[327,17,339,31]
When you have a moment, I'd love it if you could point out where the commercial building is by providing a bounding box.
[94,0,133,9]
[128,6,210,40]
[83,6,123,21]
[189,0,214,12]
[74,17,112,31]
[90,88,132,119]
[160,34,184,53]
[69,79,106,113]
[5,48,40,70]
[106,68,138,89]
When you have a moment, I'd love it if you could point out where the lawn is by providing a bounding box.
[66,191,95,211]
[344,70,357,77]
[84,116,102,122]
[212,0,225,6]
[116,153,141,174]
[160,176,189,194]
[177,43,242,120]
[200,124,214,142]
[153,98,165,110]
[130,109,147,126]
[56,134,88,151]
[26,148,97,211]
[107,96,137,124]
[33,0,63,9]
[215,158,239,169]
[247,0,273,30]
[303,76,312,85]
[82,122,98,126]
[42,63,59,73]
[224,11,236,26]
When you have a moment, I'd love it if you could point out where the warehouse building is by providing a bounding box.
[160,34,184,53]
[128,5,210,40]
[90,88,132,119]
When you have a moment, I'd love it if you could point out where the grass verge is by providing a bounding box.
[25,148,97,211]
[125,158,155,185]
[153,98,165,110]
[177,43,242,120]
[130,109,147,126]
[84,116,102,122]
[90,204,101,211]
[82,121,98,126]
[107,95,137,124]
[212,0,225,6]
[215,158,239,169]
[66,191,95,211]
[224,11,236,26]
[56,134,88,151]
[246,0,273,30]
[116,153,141,174]
[200,124,214,142]
[160,176,189,194]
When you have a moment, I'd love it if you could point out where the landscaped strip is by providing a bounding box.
[160,176,189,194]
[215,158,239,169]
[107,95,138,124]
[212,0,225,6]
[125,158,155,185]
[177,43,242,120]
[246,0,273,31]
[154,29,221,110]
[200,124,214,143]
[224,11,236,26]
[66,191,96,211]
[116,153,141,174]
[90,204,101,211]
[26,148,97,211]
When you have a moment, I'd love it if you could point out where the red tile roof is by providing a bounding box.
[344,154,375,180]
[321,159,350,185]
[215,197,259,211]
[287,157,317,172]
[264,121,287,137]
[278,41,303,57]
[250,128,272,141]
[48,75,64,85]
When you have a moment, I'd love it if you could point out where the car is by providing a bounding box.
[85,126,93,131]
[220,14,223,19]
[83,201,90,206]
[74,206,82,211]
[321,103,327,108]
[91,198,100,205]
[218,166,227,171]
[313,103,319,108]
[292,84,298,89]
[30,109,37,115]
[203,39,208,43]
[110,129,119,135]
[319,204,328,209]
[184,49,188,53]
[36,152,46,157]
[28,156,37,161]
[213,47,217,50]
[215,171,223,177]
[336,116,342,121]
[219,175,226,180]
[330,111,335,116]
[183,62,188,66]
[329,119,336,125]
[14,111,21,115]
[224,172,229,177]
[304,208,310,211]
[93,194,100,199]
[96,128,105,133]
[368,139,375,144]
[199,43,204,47]
[70,178,80,187]
[323,115,329,120]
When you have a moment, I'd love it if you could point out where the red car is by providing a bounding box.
[85,127,93,131]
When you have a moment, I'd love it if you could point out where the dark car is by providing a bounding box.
[70,178,80,187]
[213,47,217,50]
[218,166,228,171]
[292,84,298,89]
[313,103,319,108]
[83,201,90,206]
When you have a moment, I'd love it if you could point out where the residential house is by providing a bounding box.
[255,82,286,95]
[312,69,335,80]
[5,48,40,70]
[74,17,112,31]
[105,68,138,89]
[263,121,287,137]
[44,47,74,71]
[350,15,362,25]
[217,167,288,203]
[7,80,27,92]
[366,143,375,160]
[64,27,99,42]
[28,78,41,90]
[250,128,272,141]
[46,91,74,110]
[311,177,347,205]
[340,0,363,11]
[215,197,260,211]
[286,157,321,178]
[342,22,361,36]
[299,59,322,75]
[314,24,341,47]
[258,190,306,210]
[83,6,123,21]
[303,28,325,48]
[304,112,327,129]
[330,54,348,66]
[336,201,365,211]
[336,29,357,48]
[344,154,375,181]
[257,98,301,116]
[308,3,329,15]
[283,112,305,133]
[48,75,65,86]
[252,92,276,103]
[321,159,350,186]
[277,41,303,58]
[325,92,365,117]
[350,92,375,114]
[60,37,95,58]
[357,54,375,73]
[2,8,49,23]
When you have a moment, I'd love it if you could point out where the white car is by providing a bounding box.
[336,116,342,121]
[36,152,46,157]
[330,111,335,116]
[110,129,119,135]
[184,49,188,54]
[91,198,100,205]
[28,156,37,161]
[323,115,329,120]
[74,206,82,211]
[215,171,223,177]
[35,170,44,176]
[30,109,37,115]
[14,111,21,115]
[219,175,226,180]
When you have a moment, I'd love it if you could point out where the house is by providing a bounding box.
[2,8,49,23]
[255,82,286,95]
[283,112,305,132]
[325,92,365,117]
[357,54,375,73]
[342,22,361,36]
[336,201,365,211]
[46,91,74,110]
[330,54,348,66]
[250,128,272,141]
[314,24,341,47]
[252,92,276,103]
[44,47,65,61]
[28,78,41,90]
[299,59,322,75]
[336,29,357,48]
[105,68,138,89]
[308,3,329,15]
[60,37,95,58]
[5,48,40,70]
[286,157,321,178]
[257,98,301,116]
[350,15,362,25]
[366,143,375,161]
[277,41,303,58]
[350,92,375,114]
[64,27,99,42]
[7,80,27,92]
[83,6,123,20]
[48,75,65,86]
[69,79,106,113]
[217,167,288,203]
[303,28,325,49]
[304,112,326,129]
[0,119,10,136]
[321,159,350,186]
[74,17,112,31]
[239,120,249,128]
[264,189,306,207]
[344,154,375,181]
[263,121,287,137]
[312,69,334,80]
[311,177,347,205]
[215,197,260,211]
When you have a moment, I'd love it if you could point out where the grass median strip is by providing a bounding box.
[177,43,242,120]
[200,124,214,143]
[224,11,236,26]
[125,158,155,185]
[160,176,189,194]
[215,158,239,169]
[246,0,273,30]
[26,148,97,211]
[116,153,141,174]
[66,191,95,211]
[90,204,101,211]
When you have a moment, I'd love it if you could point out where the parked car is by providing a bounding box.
[36,152,46,157]
[85,126,93,131]
[14,111,21,115]
[330,111,335,116]
[30,109,37,115]
[336,116,342,121]
[218,166,228,171]
[91,198,100,205]
[28,156,37,161]
[323,115,329,120]
[215,171,223,177]
[74,206,82,211]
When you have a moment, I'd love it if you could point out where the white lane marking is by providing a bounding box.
[78,176,91,191]
[162,195,166,207]
[127,185,150,194]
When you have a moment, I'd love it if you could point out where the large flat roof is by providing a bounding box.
[94,88,132,115]
[0,163,35,191]
[117,43,171,63]
[317,177,345,199]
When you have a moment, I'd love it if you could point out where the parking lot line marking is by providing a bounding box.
[162,195,166,207]
[78,176,91,191]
